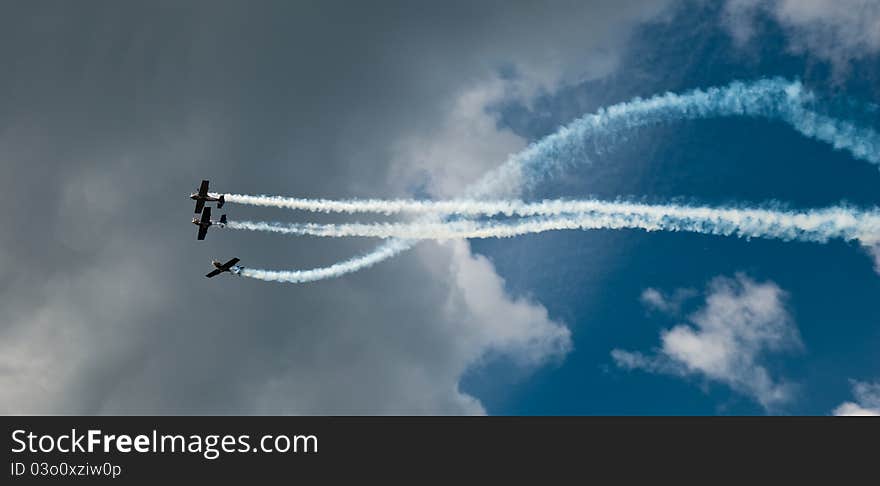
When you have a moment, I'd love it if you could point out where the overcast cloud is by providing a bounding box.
[0,1,675,414]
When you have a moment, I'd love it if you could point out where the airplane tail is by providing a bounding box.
[220,214,227,225]
[217,195,225,209]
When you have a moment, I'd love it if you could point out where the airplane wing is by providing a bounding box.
[197,207,211,240]
[221,257,240,270]
[198,180,210,197]
[206,258,239,277]
[194,198,205,214]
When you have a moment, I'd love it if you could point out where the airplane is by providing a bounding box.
[190,180,225,213]
[206,257,240,278]
[191,206,227,240]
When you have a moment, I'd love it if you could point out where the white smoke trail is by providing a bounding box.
[215,195,873,221]
[234,78,880,283]
[225,201,880,245]
[238,239,411,283]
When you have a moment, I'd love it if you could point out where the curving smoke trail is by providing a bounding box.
[225,201,880,245]
[238,239,410,283]
[233,78,880,283]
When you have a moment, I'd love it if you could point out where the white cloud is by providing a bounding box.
[613,274,802,410]
[639,287,697,315]
[865,245,880,275]
[833,380,880,416]
[640,288,669,312]
[724,0,880,70]
[440,240,573,367]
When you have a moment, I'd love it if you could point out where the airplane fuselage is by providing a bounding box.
[192,219,224,227]
[190,193,222,202]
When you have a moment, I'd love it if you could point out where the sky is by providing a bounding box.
[1,0,879,415]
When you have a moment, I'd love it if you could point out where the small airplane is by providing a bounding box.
[192,206,227,240]
[206,257,241,278]
[190,180,225,213]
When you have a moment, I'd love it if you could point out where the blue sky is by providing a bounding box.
[463,2,880,415]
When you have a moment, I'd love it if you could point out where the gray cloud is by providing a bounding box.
[0,1,670,414]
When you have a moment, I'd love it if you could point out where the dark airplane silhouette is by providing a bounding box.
[206,258,241,278]
[192,206,227,240]
[190,180,225,213]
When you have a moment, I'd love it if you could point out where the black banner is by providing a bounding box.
[2,417,877,482]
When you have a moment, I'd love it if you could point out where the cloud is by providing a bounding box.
[389,78,528,199]
[640,288,668,311]
[832,380,880,416]
[640,287,697,315]
[440,241,573,366]
[0,2,667,414]
[239,241,571,415]
[612,274,802,410]
[865,245,880,275]
[724,0,880,70]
